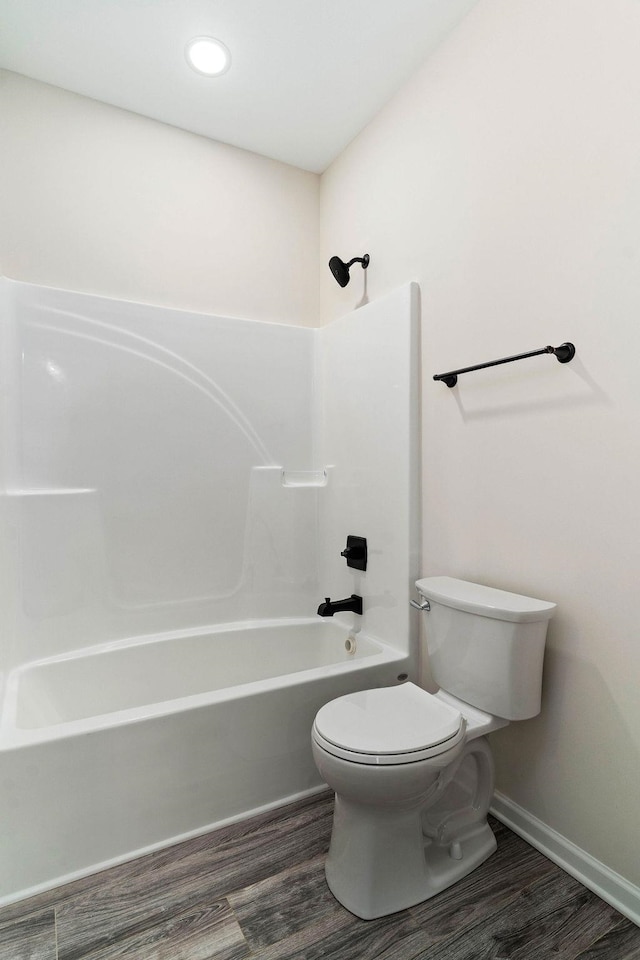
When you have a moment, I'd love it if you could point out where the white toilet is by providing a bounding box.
[311,576,556,920]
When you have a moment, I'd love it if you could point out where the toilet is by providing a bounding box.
[311,576,556,920]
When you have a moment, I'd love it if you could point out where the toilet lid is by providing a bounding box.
[314,683,463,763]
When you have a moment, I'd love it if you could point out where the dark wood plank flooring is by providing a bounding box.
[1,791,638,959]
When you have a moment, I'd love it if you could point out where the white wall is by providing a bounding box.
[0,71,319,326]
[320,0,640,890]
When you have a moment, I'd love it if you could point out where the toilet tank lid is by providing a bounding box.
[415,577,556,623]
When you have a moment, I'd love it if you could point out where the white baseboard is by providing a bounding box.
[490,791,639,928]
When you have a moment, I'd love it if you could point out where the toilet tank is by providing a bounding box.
[416,577,556,721]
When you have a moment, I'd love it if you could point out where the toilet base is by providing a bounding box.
[325,796,497,920]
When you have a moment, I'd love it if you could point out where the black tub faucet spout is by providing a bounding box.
[317,595,363,617]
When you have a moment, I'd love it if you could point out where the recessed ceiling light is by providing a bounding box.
[185,37,231,77]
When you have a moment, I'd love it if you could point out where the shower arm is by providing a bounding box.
[345,256,369,268]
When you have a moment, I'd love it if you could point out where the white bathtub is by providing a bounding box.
[0,618,408,904]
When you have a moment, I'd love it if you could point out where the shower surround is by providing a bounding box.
[0,278,419,903]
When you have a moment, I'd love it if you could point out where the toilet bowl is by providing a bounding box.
[312,577,556,920]
[312,683,501,919]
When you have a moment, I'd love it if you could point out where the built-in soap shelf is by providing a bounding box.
[280,469,328,488]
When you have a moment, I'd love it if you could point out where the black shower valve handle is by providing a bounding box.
[341,545,362,560]
[340,536,367,571]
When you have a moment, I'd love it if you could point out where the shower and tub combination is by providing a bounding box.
[0,277,420,904]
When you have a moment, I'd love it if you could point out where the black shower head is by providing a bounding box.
[328,254,370,287]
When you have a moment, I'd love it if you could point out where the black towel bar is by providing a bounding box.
[433,342,575,388]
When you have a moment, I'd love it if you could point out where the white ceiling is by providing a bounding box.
[0,0,478,173]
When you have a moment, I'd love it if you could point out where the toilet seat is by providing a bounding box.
[313,682,466,765]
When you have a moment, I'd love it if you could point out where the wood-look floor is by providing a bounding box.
[1,791,638,960]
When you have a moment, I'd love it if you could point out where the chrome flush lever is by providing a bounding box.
[409,597,430,612]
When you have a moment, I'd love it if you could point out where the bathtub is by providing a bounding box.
[0,617,408,904]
